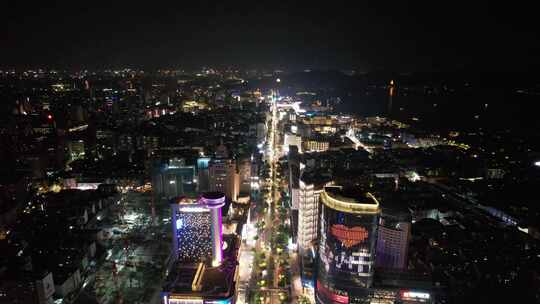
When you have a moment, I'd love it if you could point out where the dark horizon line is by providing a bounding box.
[2,64,540,78]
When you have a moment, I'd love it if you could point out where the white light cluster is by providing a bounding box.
[402,291,430,299]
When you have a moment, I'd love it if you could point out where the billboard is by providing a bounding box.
[317,202,378,303]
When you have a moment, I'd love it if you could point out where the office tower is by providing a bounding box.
[238,158,252,194]
[153,158,196,200]
[288,145,301,211]
[201,192,226,267]
[256,122,267,145]
[197,157,211,192]
[376,209,411,270]
[316,186,380,304]
[297,173,331,254]
[208,159,239,202]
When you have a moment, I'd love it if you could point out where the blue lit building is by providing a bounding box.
[197,157,211,192]
[152,158,196,199]
[163,193,238,304]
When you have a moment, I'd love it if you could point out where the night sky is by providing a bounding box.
[2,1,539,71]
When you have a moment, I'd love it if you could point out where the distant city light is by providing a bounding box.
[406,171,421,182]
[402,291,430,299]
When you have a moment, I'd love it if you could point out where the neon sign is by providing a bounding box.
[331,225,368,248]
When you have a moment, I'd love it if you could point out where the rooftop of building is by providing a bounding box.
[324,186,378,205]
[202,192,226,200]
[162,234,239,300]
[299,170,333,188]
[322,186,380,214]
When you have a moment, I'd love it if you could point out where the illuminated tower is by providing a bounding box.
[376,215,411,270]
[201,192,226,267]
[170,192,225,266]
[388,79,395,117]
[197,157,211,192]
[153,158,196,199]
[171,197,212,263]
[316,186,380,304]
[209,158,239,202]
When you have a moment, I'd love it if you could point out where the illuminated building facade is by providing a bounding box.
[164,193,237,304]
[298,180,320,253]
[297,174,332,254]
[201,192,226,266]
[208,159,239,202]
[197,157,211,192]
[283,132,302,156]
[170,193,225,265]
[171,197,212,263]
[160,192,240,304]
[237,158,252,194]
[316,186,380,304]
[376,211,411,270]
[67,140,85,161]
[303,138,329,153]
[153,158,196,199]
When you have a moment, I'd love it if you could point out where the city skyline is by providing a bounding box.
[1,3,540,304]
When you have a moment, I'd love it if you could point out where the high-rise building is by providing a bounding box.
[283,132,302,156]
[164,193,238,304]
[197,157,211,192]
[376,209,411,270]
[316,186,380,304]
[256,122,267,145]
[209,159,239,202]
[170,193,225,266]
[170,197,213,263]
[288,146,301,211]
[201,192,226,267]
[238,158,252,194]
[297,173,332,254]
[152,158,196,200]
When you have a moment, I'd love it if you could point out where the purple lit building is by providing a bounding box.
[375,205,412,270]
[164,192,238,304]
[201,192,226,266]
[170,192,225,266]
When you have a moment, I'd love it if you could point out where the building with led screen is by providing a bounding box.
[171,196,213,263]
[316,186,380,304]
[170,193,225,266]
[164,193,238,304]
